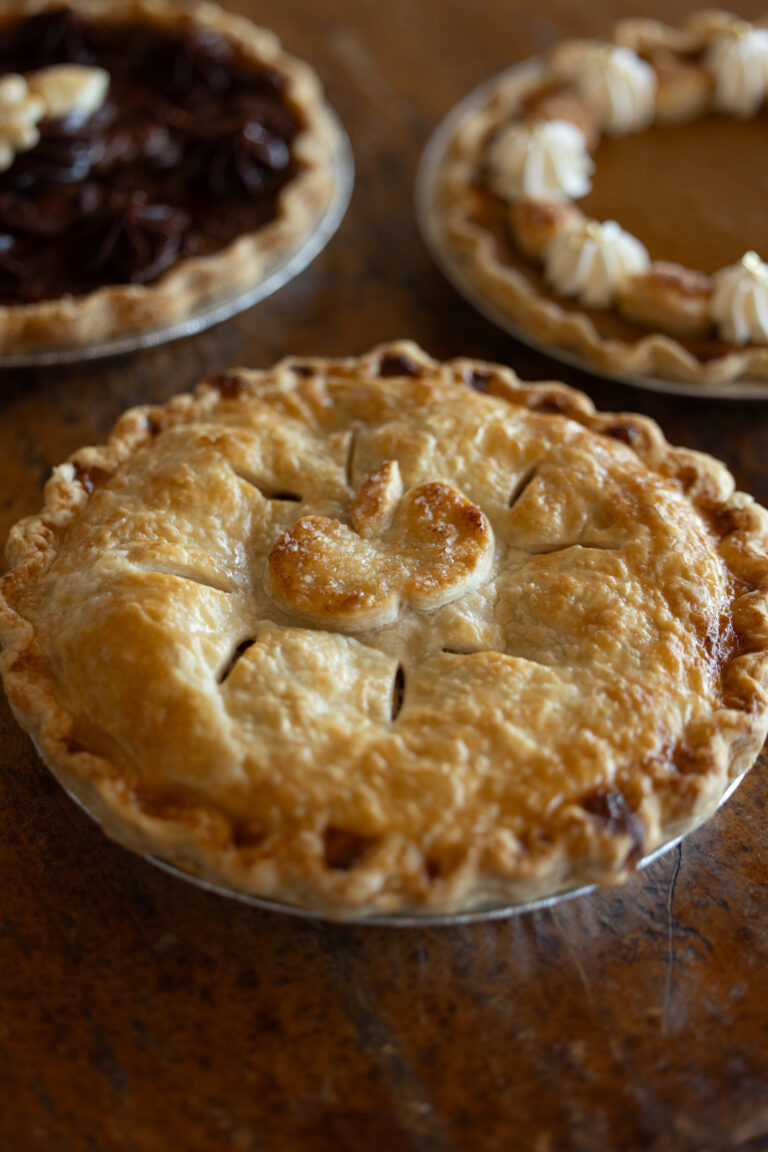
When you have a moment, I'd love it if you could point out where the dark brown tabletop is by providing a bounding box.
[2,2,768,1149]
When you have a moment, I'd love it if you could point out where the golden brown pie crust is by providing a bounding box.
[436,11,768,385]
[0,0,338,354]
[2,342,768,916]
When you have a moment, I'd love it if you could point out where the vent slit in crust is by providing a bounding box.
[524,541,622,556]
[345,423,360,490]
[508,465,538,509]
[218,638,256,685]
[391,664,406,721]
[134,563,235,594]
[441,646,492,656]
[231,468,301,502]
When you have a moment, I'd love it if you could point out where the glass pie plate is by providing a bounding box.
[38,741,750,926]
[415,62,768,403]
[0,108,353,371]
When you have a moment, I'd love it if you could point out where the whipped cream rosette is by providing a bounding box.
[545,220,650,308]
[551,42,657,136]
[711,252,768,344]
[707,22,768,116]
[488,119,594,202]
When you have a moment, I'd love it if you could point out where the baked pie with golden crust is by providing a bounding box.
[435,11,768,385]
[0,0,338,354]
[2,342,768,916]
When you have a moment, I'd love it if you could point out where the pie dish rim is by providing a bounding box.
[48,750,751,925]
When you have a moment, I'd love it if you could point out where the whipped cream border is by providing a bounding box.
[483,16,768,344]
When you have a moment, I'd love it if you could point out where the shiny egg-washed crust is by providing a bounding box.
[436,11,768,386]
[0,0,337,354]
[3,341,768,917]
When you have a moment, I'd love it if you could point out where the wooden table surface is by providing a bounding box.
[3,1,768,1149]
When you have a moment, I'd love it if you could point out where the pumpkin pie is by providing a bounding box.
[435,11,768,385]
[1,343,767,917]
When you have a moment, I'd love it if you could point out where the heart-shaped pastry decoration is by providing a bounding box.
[267,460,495,630]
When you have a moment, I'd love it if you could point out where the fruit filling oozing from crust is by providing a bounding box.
[0,9,304,303]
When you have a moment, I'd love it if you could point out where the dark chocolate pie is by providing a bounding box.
[0,0,338,352]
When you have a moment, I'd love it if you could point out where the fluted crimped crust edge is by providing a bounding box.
[0,0,339,354]
[2,340,768,918]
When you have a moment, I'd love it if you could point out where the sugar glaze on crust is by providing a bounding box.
[436,11,768,386]
[0,0,337,354]
[2,342,768,917]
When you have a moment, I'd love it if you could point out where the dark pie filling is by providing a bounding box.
[0,9,305,303]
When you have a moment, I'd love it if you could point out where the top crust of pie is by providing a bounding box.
[0,0,338,353]
[2,342,768,916]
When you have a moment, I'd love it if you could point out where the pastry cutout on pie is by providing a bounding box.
[2,342,768,917]
[0,0,340,354]
[435,10,768,385]
[268,468,495,630]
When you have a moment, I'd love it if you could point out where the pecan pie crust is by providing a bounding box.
[435,11,768,385]
[2,343,768,916]
[0,0,338,353]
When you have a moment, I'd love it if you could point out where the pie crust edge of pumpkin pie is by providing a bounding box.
[2,340,768,918]
[435,11,768,386]
[0,0,338,354]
